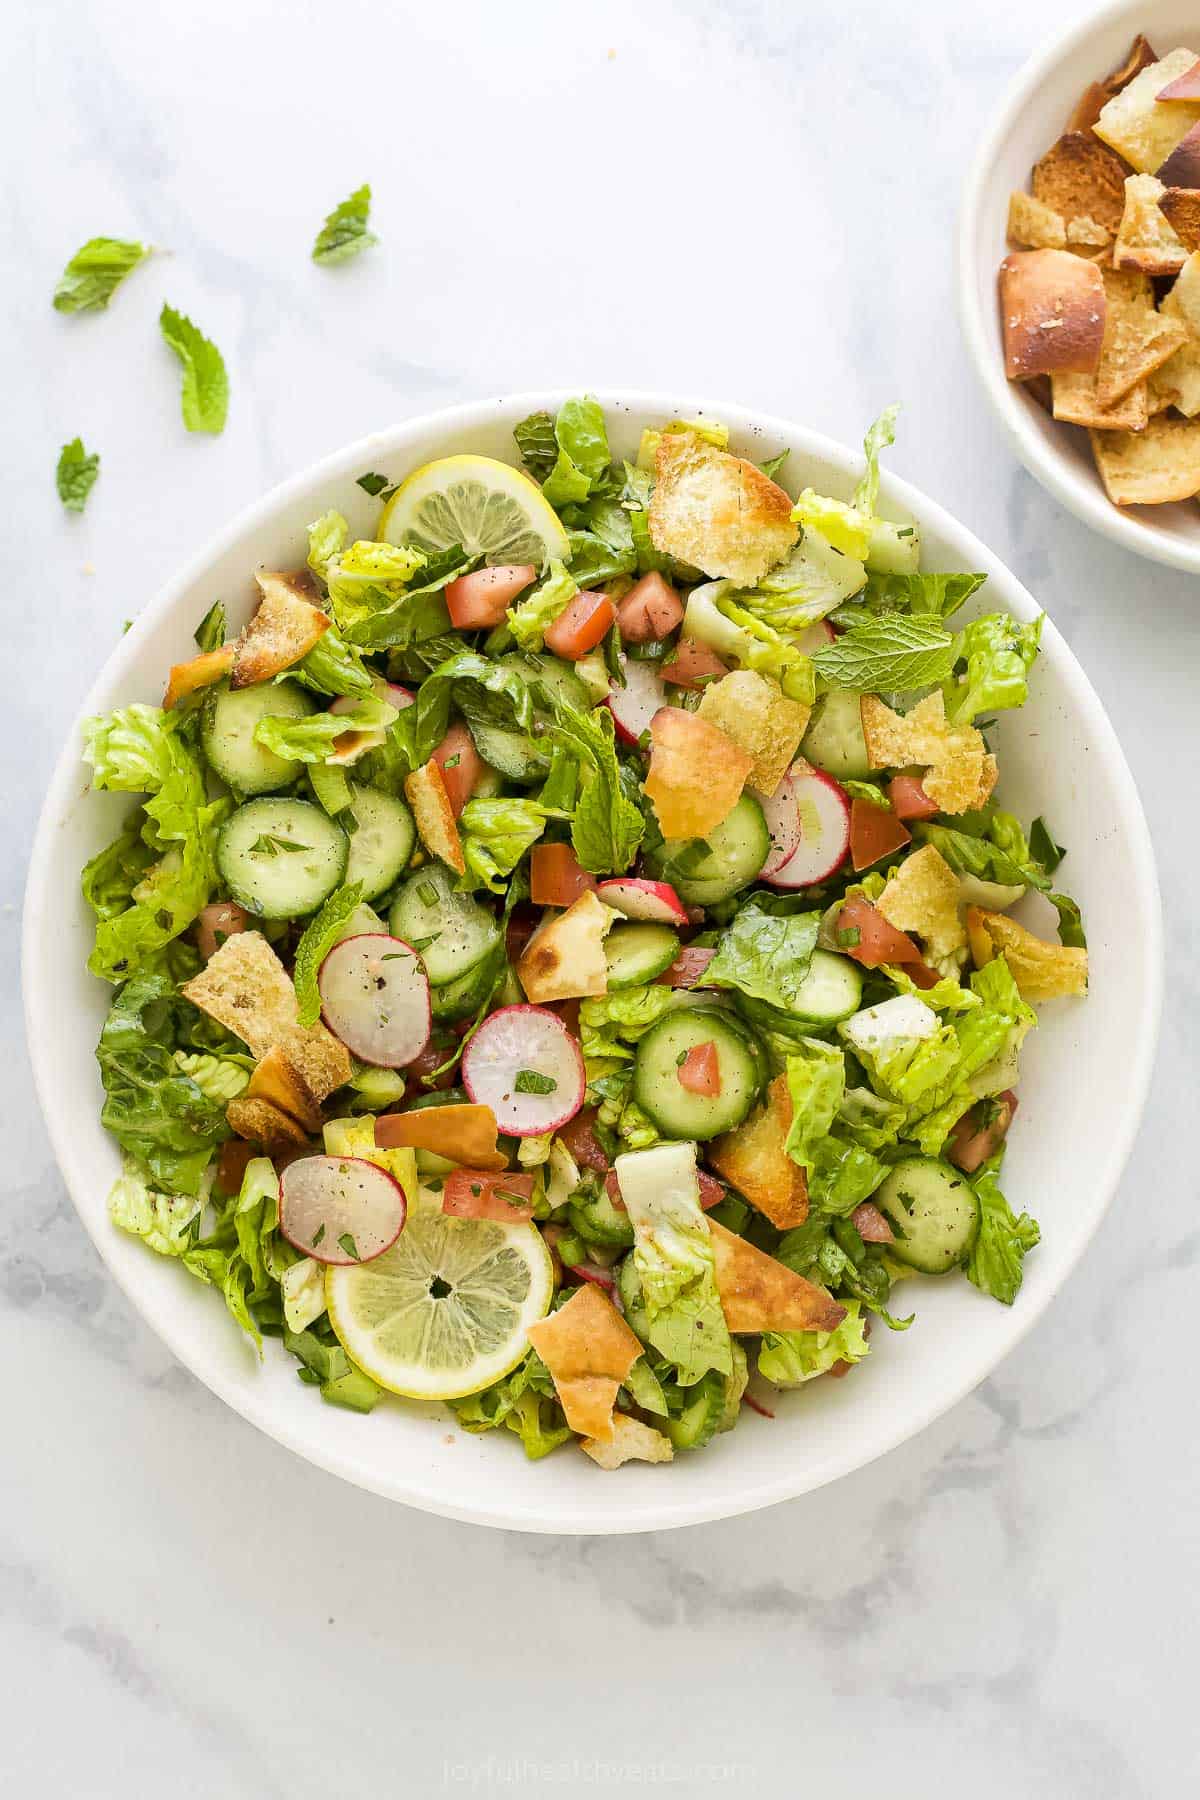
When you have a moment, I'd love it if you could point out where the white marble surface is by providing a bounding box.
[6,0,1197,1792]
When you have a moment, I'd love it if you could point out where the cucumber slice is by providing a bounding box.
[344,786,416,902]
[202,679,315,795]
[217,798,349,920]
[633,1006,762,1140]
[801,689,870,781]
[389,864,501,987]
[660,795,769,907]
[569,1183,635,1249]
[430,947,502,1022]
[873,1156,979,1274]
[617,1256,651,1343]
[665,1370,727,1451]
[737,951,863,1038]
[604,922,680,990]
[467,719,548,786]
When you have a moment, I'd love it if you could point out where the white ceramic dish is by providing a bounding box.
[959,0,1200,571]
[23,391,1162,1534]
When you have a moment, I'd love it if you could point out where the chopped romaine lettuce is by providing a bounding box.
[758,1299,869,1386]
[705,900,820,1013]
[507,559,577,651]
[615,1143,732,1385]
[966,1153,1039,1305]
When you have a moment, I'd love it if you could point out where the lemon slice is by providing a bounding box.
[325,1190,554,1400]
[378,454,570,568]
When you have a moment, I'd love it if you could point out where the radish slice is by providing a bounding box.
[461,1005,585,1136]
[794,619,836,655]
[596,878,688,925]
[318,934,431,1067]
[753,767,803,878]
[279,1155,407,1265]
[763,765,851,888]
[606,657,668,747]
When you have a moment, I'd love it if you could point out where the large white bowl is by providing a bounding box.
[959,0,1200,571]
[23,392,1162,1534]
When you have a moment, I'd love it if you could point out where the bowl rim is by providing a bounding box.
[23,389,1164,1533]
[957,0,1200,574]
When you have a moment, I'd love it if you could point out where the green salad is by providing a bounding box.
[83,397,1089,1469]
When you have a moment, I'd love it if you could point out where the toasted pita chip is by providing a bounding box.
[695,671,810,797]
[226,1095,310,1153]
[1090,412,1200,502]
[1007,191,1066,250]
[1158,187,1200,253]
[1153,257,1200,415]
[581,1414,674,1469]
[1095,48,1200,174]
[1066,214,1113,249]
[708,1218,846,1335]
[163,645,234,710]
[1158,55,1200,101]
[1093,266,1188,406]
[1051,369,1149,429]
[404,759,464,875]
[1067,34,1158,133]
[1156,121,1200,187]
[999,251,1105,380]
[245,1023,353,1131]
[526,1283,642,1442]
[245,1043,323,1132]
[860,692,993,815]
[1165,249,1200,334]
[1113,174,1187,275]
[374,1104,507,1170]
[517,890,613,1003]
[1032,132,1129,234]
[709,1074,808,1230]
[644,705,754,839]
[966,910,1088,1001]
[648,430,798,585]
[876,845,967,965]
[231,571,330,688]
[182,931,299,1059]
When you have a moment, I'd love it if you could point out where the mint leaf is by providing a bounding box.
[56,438,100,512]
[53,237,150,313]
[706,900,820,1012]
[159,304,228,434]
[859,571,986,620]
[313,185,377,266]
[514,1069,557,1096]
[293,882,364,1026]
[549,700,643,875]
[356,470,396,499]
[811,612,959,692]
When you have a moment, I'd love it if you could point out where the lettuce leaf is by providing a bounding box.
[449,1348,570,1459]
[965,1153,1039,1304]
[513,411,558,480]
[253,693,396,763]
[288,627,376,700]
[945,613,1042,725]
[781,1041,887,1212]
[616,1144,732,1385]
[548,700,643,874]
[108,1153,207,1256]
[579,984,678,1068]
[324,539,427,635]
[705,900,819,1012]
[307,510,348,582]
[82,705,227,981]
[916,810,1050,893]
[507,560,577,651]
[758,1298,869,1386]
[682,583,816,703]
[852,404,900,515]
[458,797,559,894]
[554,395,611,487]
[856,570,986,620]
[96,970,230,1194]
[82,814,156,921]
[172,1051,250,1104]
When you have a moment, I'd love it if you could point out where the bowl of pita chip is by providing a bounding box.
[961,3,1200,568]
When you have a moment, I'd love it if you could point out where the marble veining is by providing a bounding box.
[5,0,1196,1792]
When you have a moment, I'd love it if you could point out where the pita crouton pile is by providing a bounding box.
[1001,35,1200,508]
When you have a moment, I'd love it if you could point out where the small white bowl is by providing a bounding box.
[959,0,1200,570]
[23,392,1162,1534]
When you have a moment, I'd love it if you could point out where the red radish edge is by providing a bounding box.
[753,767,803,879]
[743,1392,776,1420]
[605,657,669,748]
[318,934,432,1068]
[596,877,688,925]
[279,1155,407,1266]
[461,1004,586,1137]
[763,765,851,889]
